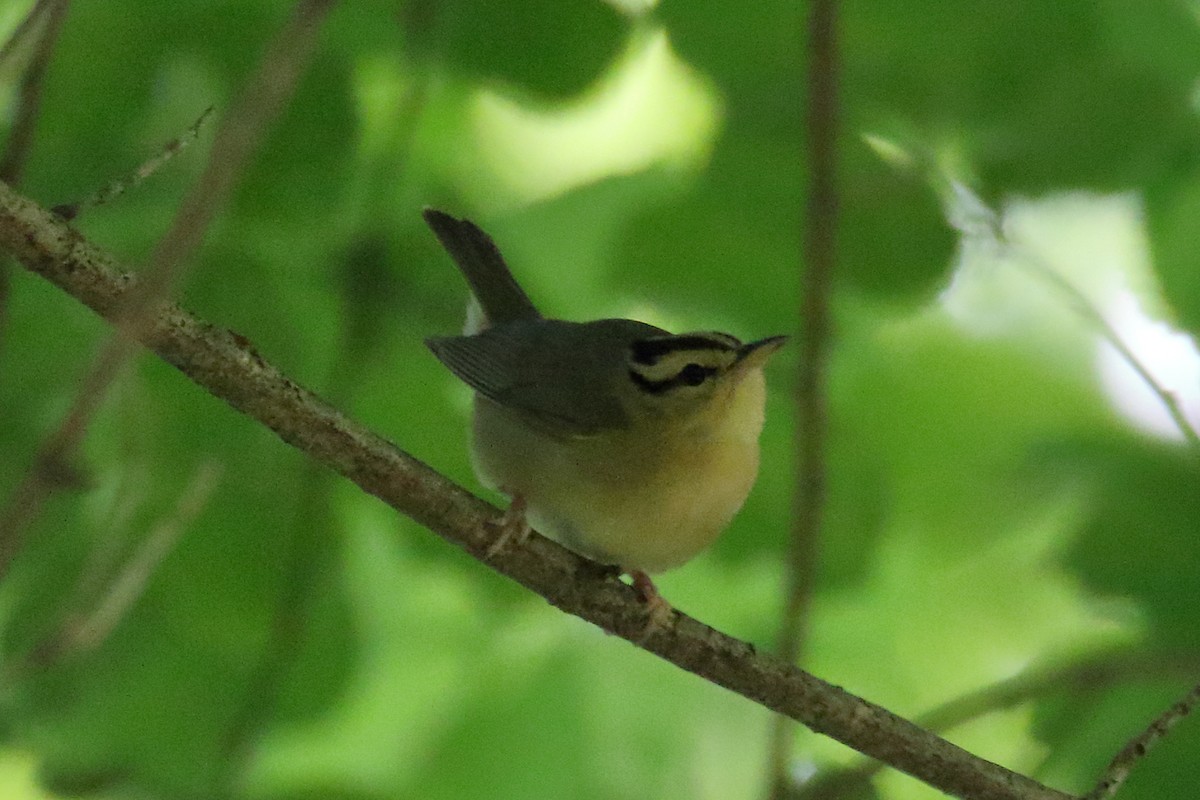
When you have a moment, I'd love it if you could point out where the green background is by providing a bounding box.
[1,1,1199,798]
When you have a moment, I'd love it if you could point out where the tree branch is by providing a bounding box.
[0,181,1075,800]
[0,0,338,577]
[795,651,1200,800]
[0,0,69,185]
[23,461,221,671]
[0,0,71,359]
[1085,679,1200,800]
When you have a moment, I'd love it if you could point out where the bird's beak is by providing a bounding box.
[734,335,788,372]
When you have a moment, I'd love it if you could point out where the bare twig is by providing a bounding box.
[53,106,215,221]
[795,652,1200,800]
[0,0,70,358]
[0,177,1075,800]
[27,461,221,668]
[1085,680,1200,800]
[132,0,337,307]
[72,462,220,652]
[71,458,148,606]
[947,185,1200,452]
[1021,261,1200,451]
[0,0,338,578]
[0,0,53,69]
[0,0,69,184]
[769,0,839,795]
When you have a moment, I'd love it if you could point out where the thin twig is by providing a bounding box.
[0,174,1075,800]
[0,0,70,359]
[53,106,215,221]
[72,462,220,652]
[769,0,839,795]
[0,336,136,568]
[1016,258,1200,452]
[0,0,53,69]
[0,0,69,184]
[947,186,1200,798]
[26,461,221,669]
[0,0,338,579]
[795,652,1200,800]
[1085,680,1200,800]
[947,185,1200,452]
[71,458,148,606]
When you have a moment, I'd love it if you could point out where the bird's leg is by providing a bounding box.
[484,492,529,558]
[629,569,673,639]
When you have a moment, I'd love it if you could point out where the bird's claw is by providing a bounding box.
[630,569,674,641]
[484,494,530,559]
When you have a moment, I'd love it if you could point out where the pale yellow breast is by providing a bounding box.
[471,371,768,574]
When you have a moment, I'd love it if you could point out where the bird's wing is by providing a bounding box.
[426,320,632,437]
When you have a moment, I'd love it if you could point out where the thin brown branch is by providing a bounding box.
[0,0,70,358]
[0,0,337,578]
[73,462,220,652]
[1086,679,1200,800]
[54,106,215,221]
[795,652,1200,800]
[1018,259,1200,452]
[769,0,839,794]
[27,461,221,668]
[946,185,1200,452]
[0,181,1075,800]
[0,0,53,70]
[0,0,68,184]
[134,0,337,305]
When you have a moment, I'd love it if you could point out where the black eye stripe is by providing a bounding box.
[630,334,739,365]
[629,363,718,395]
[629,368,671,395]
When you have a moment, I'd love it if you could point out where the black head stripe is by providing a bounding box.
[630,333,740,366]
[628,363,719,395]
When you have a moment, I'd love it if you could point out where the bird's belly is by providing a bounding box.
[472,401,761,574]
[532,456,758,574]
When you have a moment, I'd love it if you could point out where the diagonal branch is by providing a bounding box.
[24,461,221,671]
[0,0,71,358]
[0,0,70,185]
[795,651,1200,800]
[0,180,1076,800]
[0,0,338,577]
[1085,679,1200,800]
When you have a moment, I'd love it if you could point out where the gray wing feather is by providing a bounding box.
[427,319,662,436]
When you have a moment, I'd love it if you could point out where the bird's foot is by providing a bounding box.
[629,569,673,641]
[484,493,530,558]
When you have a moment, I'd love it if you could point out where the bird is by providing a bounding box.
[423,208,785,627]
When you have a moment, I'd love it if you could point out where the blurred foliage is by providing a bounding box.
[0,1,1199,799]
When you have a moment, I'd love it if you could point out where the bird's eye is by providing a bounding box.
[679,363,709,386]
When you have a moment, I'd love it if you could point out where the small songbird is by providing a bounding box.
[423,209,785,622]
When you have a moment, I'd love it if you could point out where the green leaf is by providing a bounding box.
[411,0,628,99]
